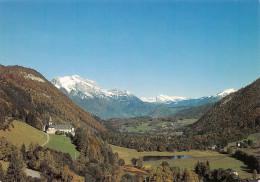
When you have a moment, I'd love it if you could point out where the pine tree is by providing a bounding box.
[131,158,137,166]
[5,150,25,182]
[206,160,210,167]
[0,163,5,181]
[20,143,27,161]
[194,161,211,181]
[137,157,143,169]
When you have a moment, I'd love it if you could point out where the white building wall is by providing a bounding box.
[47,128,56,134]
[46,126,75,134]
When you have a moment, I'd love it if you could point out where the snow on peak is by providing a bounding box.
[51,75,133,99]
[52,75,236,104]
[139,97,157,103]
[109,88,133,96]
[140,94,188,103]
[52,75,101,98]
[156,94,188,103]
[214,88,236,97]
[140,88,236,104]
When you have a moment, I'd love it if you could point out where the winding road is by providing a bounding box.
[24,132,49,178]
[41,132,49,146]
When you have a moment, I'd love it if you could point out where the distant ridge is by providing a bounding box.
[140,88,236,106]
[140,94,188,104]
[0,65,106,132]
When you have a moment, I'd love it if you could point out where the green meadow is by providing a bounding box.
[0,120,47,149]
[45,134,79,159]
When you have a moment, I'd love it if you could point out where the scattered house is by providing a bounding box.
[162,125,167,128]
[208,145,217,150]
[237,142,241,147]
[227,168,238,176]
[45,117,75,134]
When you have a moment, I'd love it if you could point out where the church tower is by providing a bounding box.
[49,116,53,125]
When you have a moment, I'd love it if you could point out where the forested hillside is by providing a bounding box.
[185,78,260,144]
[172,103,214,119]
[0,65,105,132]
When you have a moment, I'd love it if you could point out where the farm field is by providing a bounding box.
[110,144,252,179]
[45,134,79,159]
[0,120,47,149]
[176,118,197,125]
[119,118,197,134]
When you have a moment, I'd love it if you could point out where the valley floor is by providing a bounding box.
[110,144,253,179]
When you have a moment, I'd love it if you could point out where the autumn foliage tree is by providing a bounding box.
[148,163,199,182]
[72,127,121,181]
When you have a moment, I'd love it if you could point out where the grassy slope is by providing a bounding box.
[176,118,197,125]
[247,133,260,144]
[45,134,79,159]
[0,120,47,149]
[110,145,252,179]
[228,133,260,147]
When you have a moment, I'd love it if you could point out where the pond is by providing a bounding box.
[143,155,190,162]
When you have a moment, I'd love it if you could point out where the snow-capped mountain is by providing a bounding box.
[213,88,236,97]
[52,75,133,100]
[140,89,236,106]
[140,95,188,104]
[51,75,178,119]
[52,75,236,119]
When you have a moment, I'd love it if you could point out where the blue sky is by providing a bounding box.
[0,0,259,98]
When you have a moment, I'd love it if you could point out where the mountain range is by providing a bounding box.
[140,88,236,106]
[52,75,236,119]
[51,75,184,119]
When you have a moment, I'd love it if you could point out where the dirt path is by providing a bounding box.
[41,132,49,146]
[122,165,149,175]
